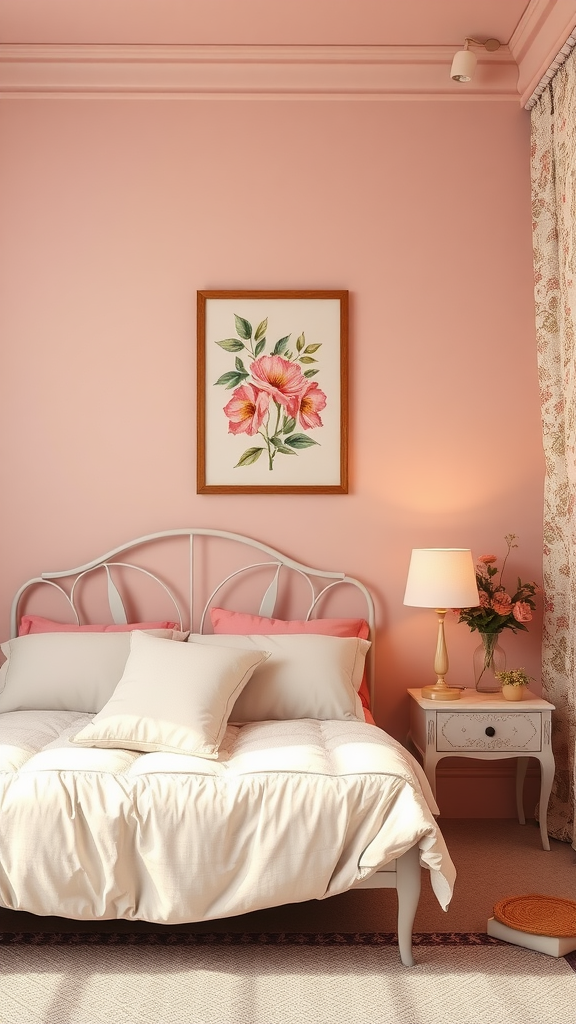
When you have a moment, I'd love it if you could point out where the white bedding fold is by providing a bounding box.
[0,710,455,923]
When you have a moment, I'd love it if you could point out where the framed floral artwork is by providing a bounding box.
[197,290,348,493]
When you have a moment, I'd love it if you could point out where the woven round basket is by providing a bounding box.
[493,894,576,937]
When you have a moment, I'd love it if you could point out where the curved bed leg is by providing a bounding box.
[396,844,421,967]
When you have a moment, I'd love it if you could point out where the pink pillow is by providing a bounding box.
[209,607,372,710]
[18,615,180,636]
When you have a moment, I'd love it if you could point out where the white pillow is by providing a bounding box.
[188,633,370,723]
[0,628,188,714]
[70,630,269,757]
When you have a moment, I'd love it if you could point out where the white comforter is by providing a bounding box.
[0,710,455,922]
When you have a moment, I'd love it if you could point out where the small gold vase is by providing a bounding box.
[501,684,526,702]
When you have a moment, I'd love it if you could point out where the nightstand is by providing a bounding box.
[407,688,555,851]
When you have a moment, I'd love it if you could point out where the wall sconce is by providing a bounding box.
[450,37,501,83]
[403,548,479,701]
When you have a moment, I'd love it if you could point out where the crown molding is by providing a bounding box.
[509,0,576,105]
[0,43,519,100]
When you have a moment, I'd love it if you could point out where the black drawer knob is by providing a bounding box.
[485,726,496,737]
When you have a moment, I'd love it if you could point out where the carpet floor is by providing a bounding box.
[0,941,574,1024]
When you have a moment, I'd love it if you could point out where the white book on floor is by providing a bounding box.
[487,917,576,957]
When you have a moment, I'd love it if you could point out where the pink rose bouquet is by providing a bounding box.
[456,534,539,636]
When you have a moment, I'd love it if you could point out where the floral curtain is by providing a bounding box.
[531,50,576,848]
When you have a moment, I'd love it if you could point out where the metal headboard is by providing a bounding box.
[10,527,376,704]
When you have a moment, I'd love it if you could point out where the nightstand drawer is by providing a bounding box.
[436,712,542,752]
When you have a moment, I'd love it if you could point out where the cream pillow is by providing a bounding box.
[0,628,188,714]
[188,633,370,723]
[70,630,270,757]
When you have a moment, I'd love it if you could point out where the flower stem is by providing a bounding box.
[258,427,275,471]
[499,533,516,588]
[478,632,498,681]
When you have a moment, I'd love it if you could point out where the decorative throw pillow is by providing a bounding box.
[18,615,180,636]
[188,632,370,723]
[0,628,188,714]
[70,630,270,757]
[210,608,372,709]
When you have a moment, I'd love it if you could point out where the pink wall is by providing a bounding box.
[0,0,529,47]
[0,95,543,813]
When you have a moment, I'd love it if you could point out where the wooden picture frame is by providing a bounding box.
[197,290,348,494]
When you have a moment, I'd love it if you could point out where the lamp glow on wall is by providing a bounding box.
[404,548,479,701]
[450,37,501,83]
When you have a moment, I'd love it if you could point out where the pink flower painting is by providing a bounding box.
[249,355,307,419]
[297,381,327,430]
[213,313,328,471]
[223,384,270,436]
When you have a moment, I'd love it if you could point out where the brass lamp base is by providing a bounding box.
[421,609,462,700]
[421,681,462,701]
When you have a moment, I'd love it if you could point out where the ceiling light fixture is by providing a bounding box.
[450,37,501,83]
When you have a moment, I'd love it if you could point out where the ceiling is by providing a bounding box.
[0,0,532,47]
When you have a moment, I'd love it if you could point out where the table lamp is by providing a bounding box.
[403,548,479,701]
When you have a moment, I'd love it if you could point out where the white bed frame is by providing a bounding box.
[10,527,421,965]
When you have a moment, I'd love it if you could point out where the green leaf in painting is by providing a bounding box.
[282,416,296,434]
[303,369,319,378]
[235,447,264,467]
[296,333,305,352]
[254,339,266,357]
[304,343,321,354]
[285,433,320,449]
[216,338,245,352]
[272,335,290,355]
[299,356,317,364]
[254,318,268,342]
[234,314,253,340]
[214,371,248,389]
[270,435,296,453]
[235,356,246,372]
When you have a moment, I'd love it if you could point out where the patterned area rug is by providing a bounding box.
[0,930,502,946]
[1,929,574,968]
[0,936,574,1024]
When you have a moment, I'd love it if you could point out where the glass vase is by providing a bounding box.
[473,632,506,693]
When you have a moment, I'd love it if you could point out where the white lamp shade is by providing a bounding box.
[450,48,477,82]
[403,548,479,609]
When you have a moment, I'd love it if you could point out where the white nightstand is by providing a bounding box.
[407,688,555,851]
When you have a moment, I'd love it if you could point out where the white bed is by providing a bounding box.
[0,528,455,966]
